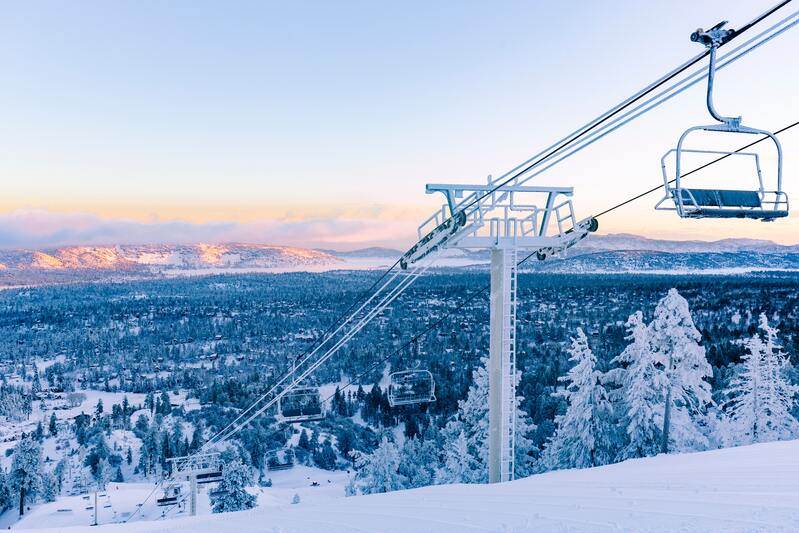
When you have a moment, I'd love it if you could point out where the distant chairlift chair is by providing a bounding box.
[656,21,789,221]
[157,484,182,507]
[278,386,326,422]
[388,370,436,408]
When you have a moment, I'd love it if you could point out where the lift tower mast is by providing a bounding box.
[423,178,596,482]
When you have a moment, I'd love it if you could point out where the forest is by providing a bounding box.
[0,269,797,511]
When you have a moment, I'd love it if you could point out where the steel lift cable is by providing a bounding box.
[148,118,799,524]
[491,10,799,193]
[453,0,795,217]
[397,5,799,270]
[320,119,799,404]
[221,3,799,439]
[202,258,434,449]
[593,119,799,219]
[200,4,798,453]
[127,2,795,519]
[202,258,401,449]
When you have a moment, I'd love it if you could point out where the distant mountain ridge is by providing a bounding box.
[324,233,799,259]
[0,243,339,272]
[576,233,799,254]
[0,235,796,286]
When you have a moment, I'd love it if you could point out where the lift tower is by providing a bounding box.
[422,179,596,482]
[167,453,222,516]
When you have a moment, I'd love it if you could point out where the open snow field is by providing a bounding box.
[4,465,352,530]
[14,439,799,533]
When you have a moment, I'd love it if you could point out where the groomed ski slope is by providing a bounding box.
[25,439,799,533]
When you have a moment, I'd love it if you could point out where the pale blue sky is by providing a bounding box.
[0,1,797,249]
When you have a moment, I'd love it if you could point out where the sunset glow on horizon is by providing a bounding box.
[1,0,797,249]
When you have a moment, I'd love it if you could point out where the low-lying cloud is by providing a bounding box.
[0,209,415,251]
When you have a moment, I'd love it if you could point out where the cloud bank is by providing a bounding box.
[0,209,415,251]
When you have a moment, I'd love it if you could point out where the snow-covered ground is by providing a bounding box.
[0,390,149,466]
[14,439,799,533]
[4,465,353,530]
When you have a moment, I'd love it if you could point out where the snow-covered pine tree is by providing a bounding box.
[649,288,712,454]
[0,469,12,512]
[757,314,799,440]
[438,431,478,484]
[444,360,489,482]
[41,472,57,502]
[353,436,405,494]
[398,428,441,488]
[513,385,537,478]
[541,328,615,470]
[11,437,43,516]
[210,459,257,513]
[723,313,799,444]
[48,413,57,436]
[723,327,765,445]
[442,357,536,483]
[607,311,664,460]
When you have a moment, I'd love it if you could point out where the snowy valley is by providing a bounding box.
[0,270,797,531]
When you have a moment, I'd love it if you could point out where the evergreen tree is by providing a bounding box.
[335,428,355,466]
[442,357,536,482]
[541,329,615,470]
[399,429,440,488]
[0,470,13,512]
[723,313,799,444]
[48,413,58,436]
[42,472,57,502]
[31,368,42,397]
[11,437,43,516]
[298,429,310,450]
[210,460,256,513]
[608,312,663,460]
[649,289,712,453]
[159,391,172,415]
[438,431,477,484]
[313,439,338,470]
[353,436,405,494]
[145,392,155,413]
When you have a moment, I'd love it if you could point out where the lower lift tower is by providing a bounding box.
[420,178,596,483]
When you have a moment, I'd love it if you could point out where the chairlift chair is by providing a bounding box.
[388,369,436,407]
[656,21,788,221]
[277,386,325,422]
[156,484,181,506]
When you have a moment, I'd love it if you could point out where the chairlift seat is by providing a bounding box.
[677,188,788,219]
[680,188,761,207]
